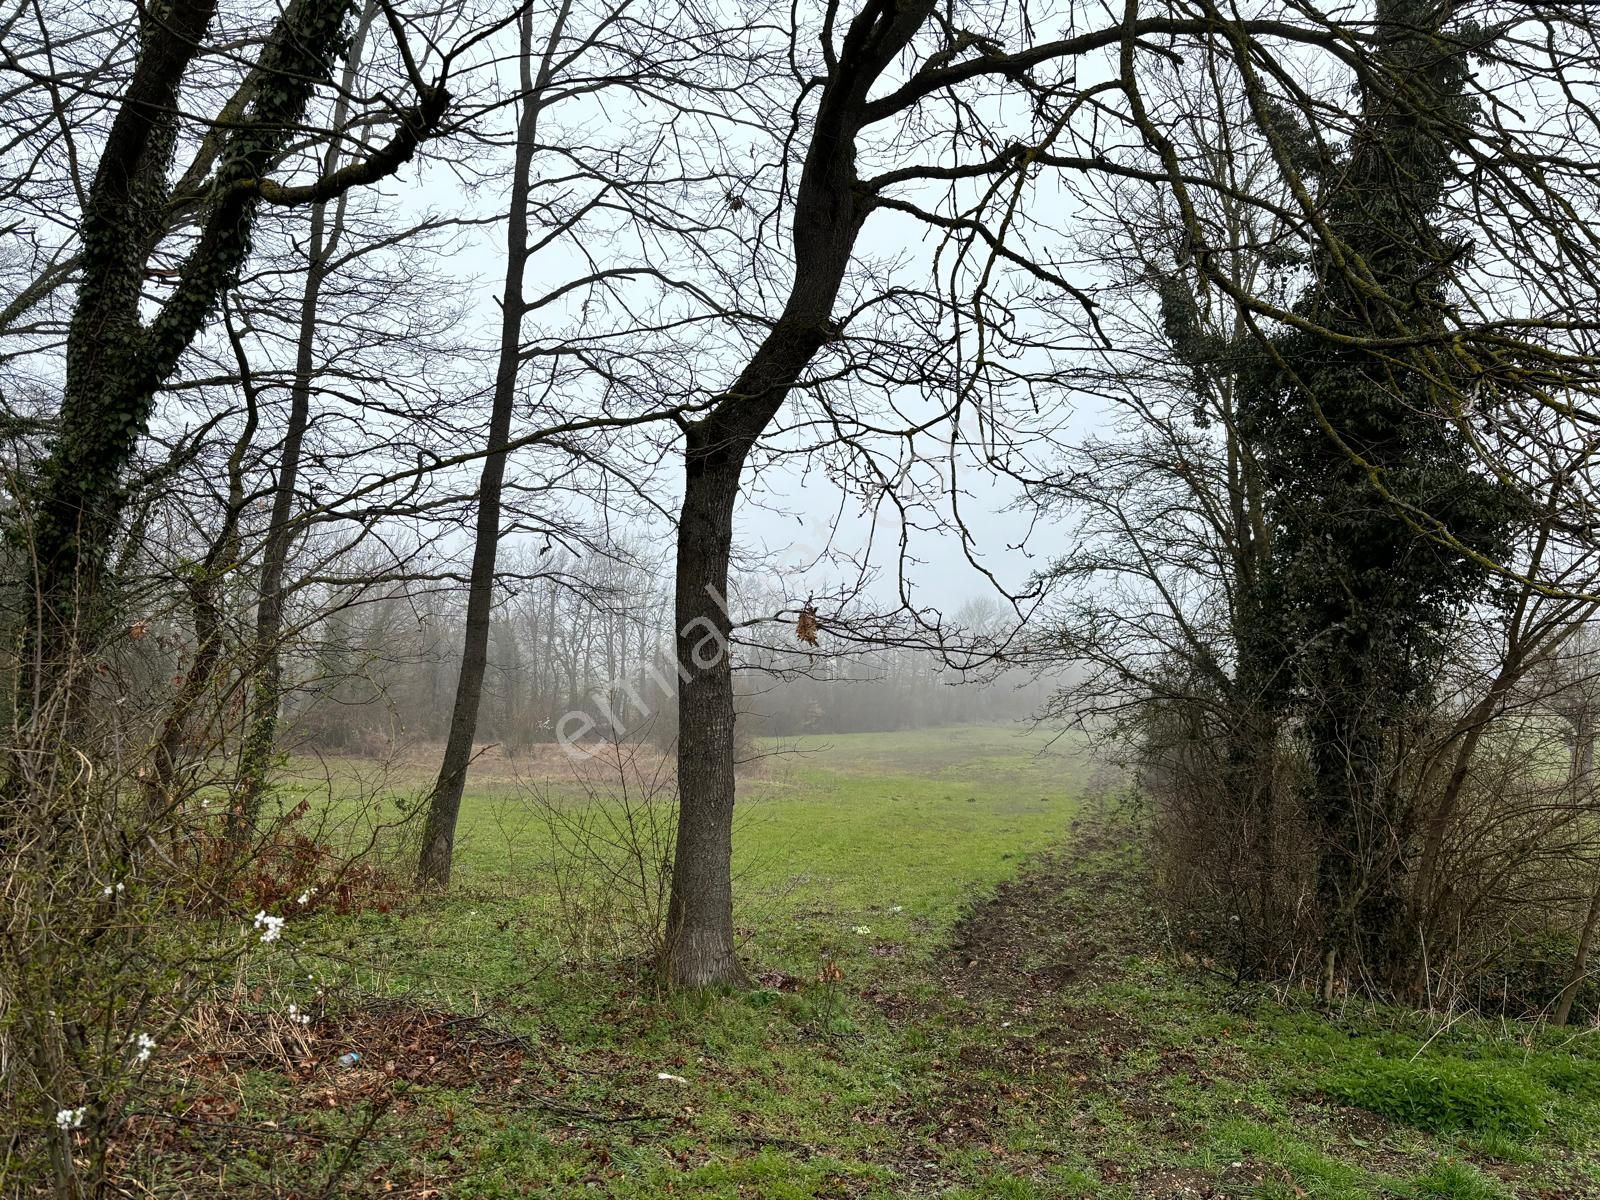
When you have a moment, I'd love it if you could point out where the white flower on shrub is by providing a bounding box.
[296,887,315,906]
[252,911,284,943]
[55,1107,86,1130]
[133,1032,155,1063]
[101,883,124,897]
[287,1004,310,1026]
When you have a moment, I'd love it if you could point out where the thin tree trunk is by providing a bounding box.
[415,4,554,886]
[1554,875,1600,1026]
[144,325,259,820]
[233,2,376,836]
[1572,704,1595,787]
[1555,707,1600,1026]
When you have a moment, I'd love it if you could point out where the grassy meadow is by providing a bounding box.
[128,725,1600,1198]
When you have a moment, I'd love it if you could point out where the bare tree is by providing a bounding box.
[232,0,386,833]
[656,0,1390,988]
[412,0,749,886]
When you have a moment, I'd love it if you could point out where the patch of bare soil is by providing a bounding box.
[940,815,1147,1007]
[111,998,661,1199]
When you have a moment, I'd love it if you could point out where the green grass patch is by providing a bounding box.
[143,726,1600,1199]
[1211,1118,1389,1200]
[1406,1158,1511,1200]
[1322,1049,1548,1140]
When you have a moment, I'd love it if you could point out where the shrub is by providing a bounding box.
[186,797,406,916]
[1460,929,1600,1024]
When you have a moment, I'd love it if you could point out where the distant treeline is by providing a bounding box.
[217,552,1052,754]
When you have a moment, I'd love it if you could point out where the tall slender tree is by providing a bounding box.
[415,2,549,885]
[413,0,731,885]
[232,0,379,835]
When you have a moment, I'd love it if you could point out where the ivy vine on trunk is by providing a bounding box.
[1233,0,1521,992]
[12,0,448,733]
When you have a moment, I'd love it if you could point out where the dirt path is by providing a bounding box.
[879,815,1229,1197]
[891,813,1597,1200]
[942,816,1142,1005]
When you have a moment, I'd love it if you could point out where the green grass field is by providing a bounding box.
[136,725,1600,1198]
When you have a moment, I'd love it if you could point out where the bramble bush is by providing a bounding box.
[1,642,408,1197]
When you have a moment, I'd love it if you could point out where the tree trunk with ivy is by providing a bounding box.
[11,0,446,741]
[1234,0,1519,992]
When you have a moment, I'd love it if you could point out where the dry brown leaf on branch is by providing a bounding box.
[796,605,819,646]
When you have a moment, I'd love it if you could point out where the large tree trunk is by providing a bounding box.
[656,317,842,986]
[657,0,936,987]
[1308,706,1417,997]
[415,4,551,887]
[661,439,745,985]
[16,0,222,722]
